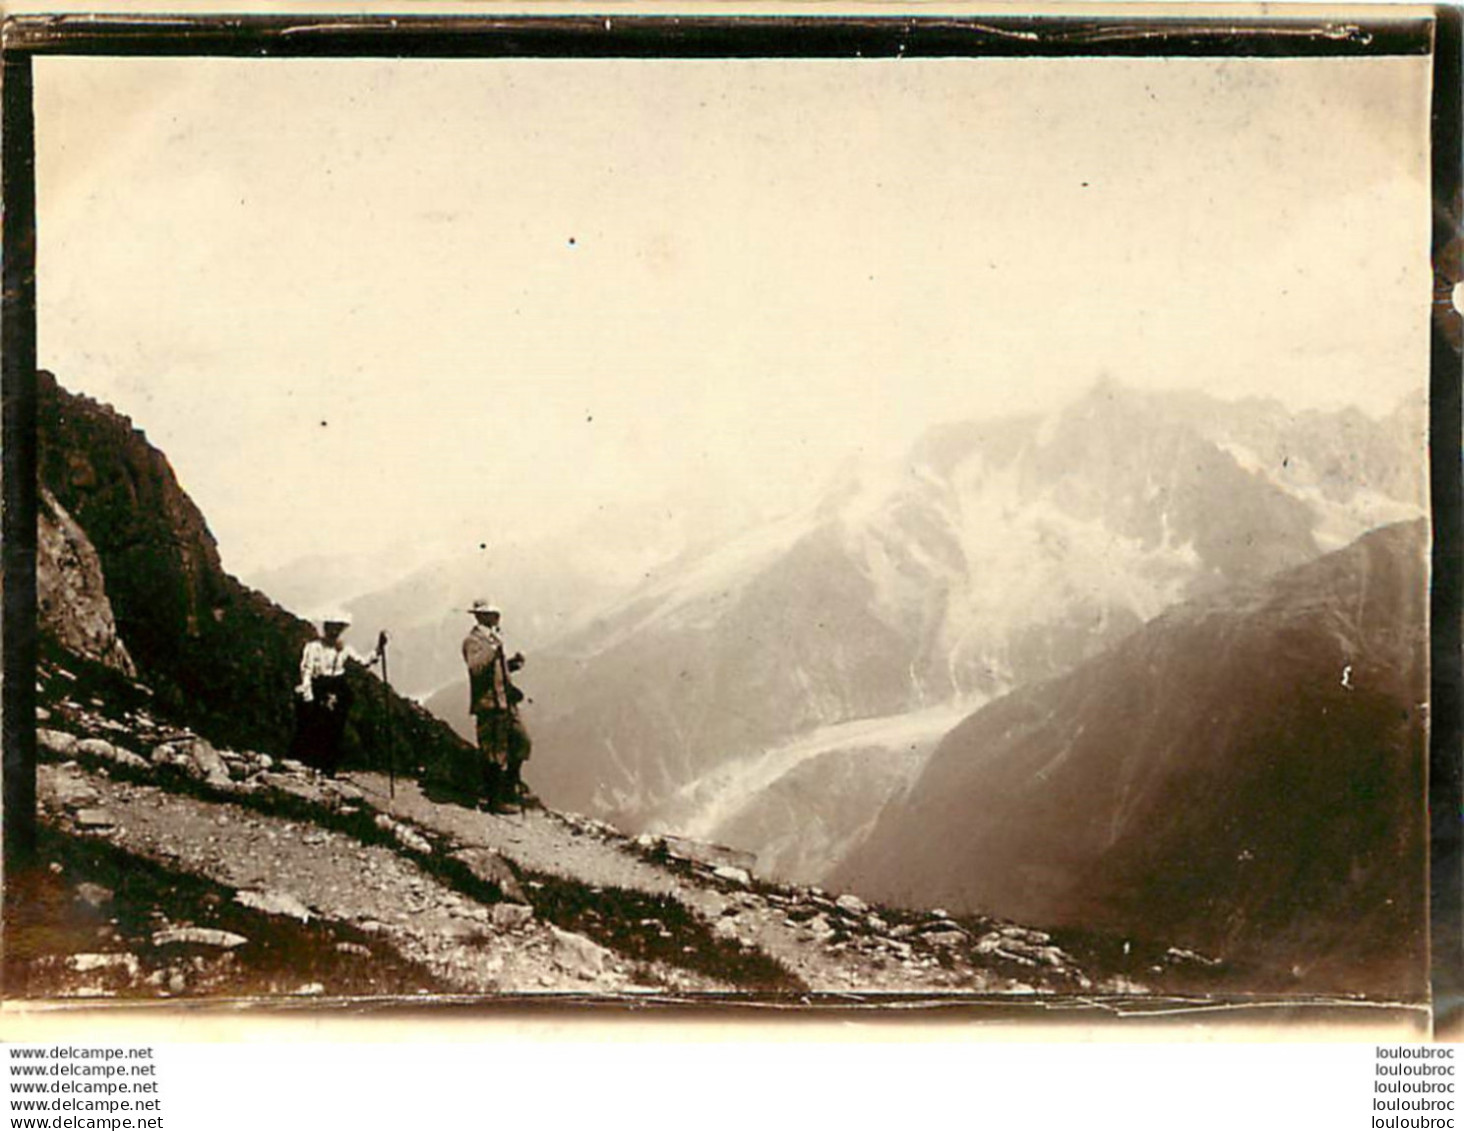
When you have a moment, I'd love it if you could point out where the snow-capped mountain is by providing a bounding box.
[514,381,1424,881]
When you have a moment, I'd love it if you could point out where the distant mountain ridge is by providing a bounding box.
[833,519,1429,996]
[518,382,1425,872]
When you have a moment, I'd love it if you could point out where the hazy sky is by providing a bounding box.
[35,52,1432,581]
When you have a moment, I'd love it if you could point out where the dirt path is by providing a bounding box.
[29,724,1121,1003]
[353,773,1026,995]
[39,763,696,997]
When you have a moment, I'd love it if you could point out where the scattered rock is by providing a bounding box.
[74,882,114,909]
[235,889,313,923]
[294,983,326,996]
[335,942,372,958]
[713,917,746,942]
[450,847,528,904]
[835,894,868,914]
[68,953,139,976]
[111,747,150,771]
[151,927,247,949]
[325,779,365,802]
[256,773,327,805]
[371,813,427,854]
[50,774,101,809]
[395,826,433,854]
[491,903,535,930]
[713,865,751,887]
[999,926,1051,944]
[1165,947,1221,968]
[73,808,116,830]
[923,930,970,950]
[549,926,612,977]
[661,835,756,873]
[156,738,233,786]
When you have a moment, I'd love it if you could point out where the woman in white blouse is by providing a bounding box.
[290,612,386,776]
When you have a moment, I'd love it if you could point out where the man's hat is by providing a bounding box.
[468,599,501,616]
[320,610,352,628]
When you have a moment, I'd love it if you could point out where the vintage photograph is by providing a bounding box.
[6,16,1440,1012]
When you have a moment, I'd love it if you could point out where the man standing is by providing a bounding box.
[463,599,530,812]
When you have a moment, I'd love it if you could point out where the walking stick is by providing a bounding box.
[377,631,395,800]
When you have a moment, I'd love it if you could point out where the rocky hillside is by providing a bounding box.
[18,648,1234,1001]
[514,383,1425,880]
[36,371,471,778]
[832,520,1430,999]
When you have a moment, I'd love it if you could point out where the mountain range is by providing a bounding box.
[499,382,1425,888]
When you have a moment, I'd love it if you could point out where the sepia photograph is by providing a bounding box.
[2,9,1451,1030]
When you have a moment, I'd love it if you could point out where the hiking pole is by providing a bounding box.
[377,630,395,800]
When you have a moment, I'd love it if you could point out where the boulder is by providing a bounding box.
[69,953,140,976]
[662,835,756,873]
[74,882,114,909]
[75,737,150,772]
[73,808,116,830]
[151,927,247,949]
[37,729,79,757]
[373,814,433,855]
[835,894,869,914]
[712,917,746,942]
[75,737,117,761]
[491,903,535,930]
[713,865,752,888]
[50,775,101,810]
[37,486,138,677]
[256,772,327,805]
[235,889,313,923]
[549,925,611,977]
[450,847,528,904]
[152,737,231,786]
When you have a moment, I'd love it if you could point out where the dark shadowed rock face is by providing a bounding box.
[36,372,471,773]
[832,520,1429,998]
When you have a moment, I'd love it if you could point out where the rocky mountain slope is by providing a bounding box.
[20,651,1229,1001]
[513,383,1425,883]
[36,371,470,777]
[832,520,1430,999]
